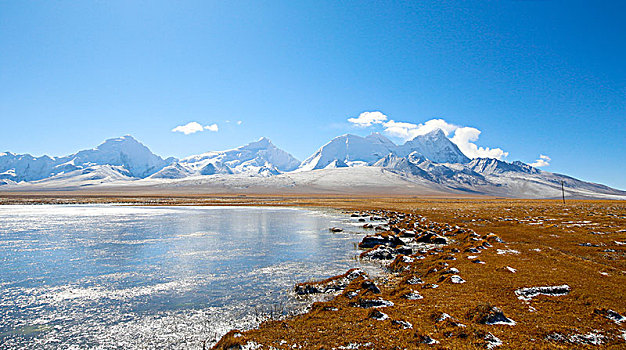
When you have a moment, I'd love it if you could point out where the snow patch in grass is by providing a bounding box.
[497,249,520,255]
[515,285,570,301]
[450,275,465,284]
[403,291,423,300]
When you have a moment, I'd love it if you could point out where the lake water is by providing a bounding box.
[0,205,376,349]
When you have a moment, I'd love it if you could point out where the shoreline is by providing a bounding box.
[1,195,625,348]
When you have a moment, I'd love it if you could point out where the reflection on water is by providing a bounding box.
[0,205,374,349]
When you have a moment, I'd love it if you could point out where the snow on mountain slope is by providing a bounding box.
[297,133,397,171]
[109,166,456,196]
[63,136,171,178]
[468,158,539,175]
[0,135,171,181]
[169,137,300,177]
[376,152,626,199]
[149,163,195,179]
[1,133,624,200]
[9,165,135,190]
[397,129,470,164]
[0,152,58,182]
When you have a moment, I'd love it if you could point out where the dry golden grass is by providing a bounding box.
[1,193,625,348]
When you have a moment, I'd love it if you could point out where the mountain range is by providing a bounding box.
[1,131,624,199]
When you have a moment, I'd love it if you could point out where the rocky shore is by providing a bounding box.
[212,202,626,349]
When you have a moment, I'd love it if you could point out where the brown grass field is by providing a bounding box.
[1,193,625,349]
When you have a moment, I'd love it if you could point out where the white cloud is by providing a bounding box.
[346,111,509,160]
[382,118,458,140]
[451,127,508,159]
[172,122,204,135]
[347,111,388,127]
[237,120,242,125]
[530,154,551,167]
[172,122,218,135]
[204,123,219,132]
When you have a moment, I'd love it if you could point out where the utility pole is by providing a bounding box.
[561,180,565,204]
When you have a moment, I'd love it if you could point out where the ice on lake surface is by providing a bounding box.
[0,205,376,349]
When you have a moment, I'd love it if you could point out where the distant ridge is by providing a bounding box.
[1,131,624,199]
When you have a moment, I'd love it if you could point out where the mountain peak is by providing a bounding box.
[399,129,469,163]
[242,137,274,150]
[103,134,139,144]
[298,133,397,171]
[418,128,447,140]
[365,132,396,146]
[177,137,300,174]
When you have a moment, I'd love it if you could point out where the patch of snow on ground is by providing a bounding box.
[515,285,571,301]
[497,249,520,255]
[336,342,374,349]
[569,332,605,345]
[404,291,423,300]
[450,275,466,284]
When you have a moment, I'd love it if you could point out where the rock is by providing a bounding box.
[357,298,394,308]
[360,245,396,260]
[416,335,439,345]
[416,233,448,244]
[470,305,516,326]
[363,223,374,229]
[359,234,404,249]
[391,320,413,329]
[396,246,413,255]
[329,227,343,232]
[484,332,502,349]
[361,280,381,294]
[368,309,388,320]
[405,276,423,285]
[294,268,367,295]
[401,230,416,237]
[594,309,626,324]
[403,290,423,300]
[442,267,460,275]
[433,312,466,328]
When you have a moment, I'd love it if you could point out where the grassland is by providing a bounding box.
[1,193,624,349]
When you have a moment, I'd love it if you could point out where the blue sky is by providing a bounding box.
[1,1,624,188]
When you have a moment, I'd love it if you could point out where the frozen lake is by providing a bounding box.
[0,205,375,349]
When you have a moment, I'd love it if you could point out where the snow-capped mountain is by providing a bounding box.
[373,152,625,198]
[297,129,469,171]
[150,137,300,178]
[0,136,171,182]
[397,129,470,163]
[1,132,624,200]
[297,133,397,171]
[467,158,538,175]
